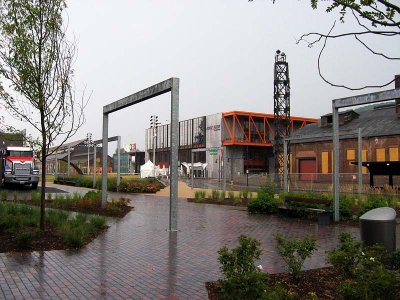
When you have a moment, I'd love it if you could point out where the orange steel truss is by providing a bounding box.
[222,111,317,147]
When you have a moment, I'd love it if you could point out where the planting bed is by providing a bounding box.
[0,223,107,253]
[206,267,400,300]
[187,197,250,207]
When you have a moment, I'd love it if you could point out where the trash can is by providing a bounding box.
[360,207,396,252]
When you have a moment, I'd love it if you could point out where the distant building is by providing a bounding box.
[145,111,316,179]
[289,76,400,186]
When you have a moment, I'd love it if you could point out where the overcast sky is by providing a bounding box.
[4,0,400,151]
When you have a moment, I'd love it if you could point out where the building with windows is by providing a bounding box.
[289,101,400,185]
[145,111,316,179]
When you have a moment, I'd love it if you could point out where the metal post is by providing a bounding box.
[117,136,121,189]
[153,125,156,177]
[284,139,288,193]
[358,128,362,194]
[246,170,249,187]
[169,78,179,231]
[67,146,70,177]
[223,147,226,193]
[93,145,97,188]
[333,103,340,222]
[102,114,108,205]
[191,150,194,190]
[87,145,90,175]
[55,152,58,180]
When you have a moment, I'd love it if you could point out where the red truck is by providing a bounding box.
[1,146,39,189]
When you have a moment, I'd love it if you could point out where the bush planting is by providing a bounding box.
[275,234,317,282]
[248,180,281,214]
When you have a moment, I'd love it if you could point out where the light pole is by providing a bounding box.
[150,115,160,177]
[86,133,92,175]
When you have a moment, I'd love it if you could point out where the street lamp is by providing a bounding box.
[86,133,92,175]
[150,115,160,177]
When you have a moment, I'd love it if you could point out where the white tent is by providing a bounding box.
[140,160,160,178]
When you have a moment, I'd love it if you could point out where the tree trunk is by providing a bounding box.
[40,139,46,231]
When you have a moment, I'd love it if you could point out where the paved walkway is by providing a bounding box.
[1,188,399,299]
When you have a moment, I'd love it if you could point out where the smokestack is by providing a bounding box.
[396,75,400,117]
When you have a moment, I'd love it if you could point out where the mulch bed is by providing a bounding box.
[0,224,108,253]
[187,198,250,207]
[3,199,133,218]
[206,267,400,299]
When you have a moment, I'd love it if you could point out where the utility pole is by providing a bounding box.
[150,115,160,177]
[86,133,92,175]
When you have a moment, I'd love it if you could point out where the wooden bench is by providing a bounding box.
[54,179,77,186]
[279,196,332,225]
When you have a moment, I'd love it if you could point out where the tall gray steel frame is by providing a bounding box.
[273,50,291,176]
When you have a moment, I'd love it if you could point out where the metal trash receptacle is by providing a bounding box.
[360,207,396,252]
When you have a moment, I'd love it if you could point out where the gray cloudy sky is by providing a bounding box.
[7,0,400,150]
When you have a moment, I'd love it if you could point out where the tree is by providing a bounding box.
[250,0,400,90]
[0,0,86,230]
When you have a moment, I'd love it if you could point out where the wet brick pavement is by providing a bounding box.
[0,193,398,299]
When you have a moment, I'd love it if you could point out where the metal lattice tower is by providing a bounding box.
[273,50,291,176]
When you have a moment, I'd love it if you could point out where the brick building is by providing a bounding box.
[289,77,400,186]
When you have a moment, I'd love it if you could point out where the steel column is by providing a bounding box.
[358,128,362,194]
[93,146,97,188]
[102,113,108,205]
[117,136,121,189]
[191,150,194,190]
[333,104,340,222]
[169,78,179,231]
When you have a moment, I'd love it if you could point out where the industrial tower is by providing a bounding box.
[273,50,291,176]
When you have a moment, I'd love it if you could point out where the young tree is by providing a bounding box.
[0,0,86,229]
[250,0,400,90]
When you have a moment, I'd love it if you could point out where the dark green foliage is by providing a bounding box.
[56,175,163,193]
[90,215,106,229]
[0,201,106,249]
[16,230,37,249]
[218,235,268,299]
[329,232,398,299]
[275,234,317,282]
[327,232,362,276]
[338,259,397,300]
[388,249,400,271]
[248,180,281,213]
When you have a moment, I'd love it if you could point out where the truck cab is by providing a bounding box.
[1,146,39,189]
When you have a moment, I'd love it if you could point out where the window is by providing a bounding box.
[376,148,385,162]
[346,149,355,160]
[362,150,368,174]
[321,151,329,174]
[389,147,399,162]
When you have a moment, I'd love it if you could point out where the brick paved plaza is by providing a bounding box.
[0,192,398,299]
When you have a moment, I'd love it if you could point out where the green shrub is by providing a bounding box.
[388,249,400,271]
[228,191,235,200]
[16,230,37,249]
[12,191,17,201]
[211,190,220,199]
[248,181,281,214]
[338,257,397,300]
[242,190,249,199]
[0,190,7,201]
[327,232,362,276]
[47,193,53,201]
[46,209,69,227]
[195,191,202,201]
[218,235,268,299]
[275,234,317,282]
[62,225,86,248]
[90,216,106,229]
[234,198,242,206]
[218,190,226,200]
